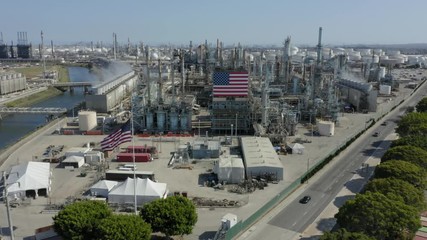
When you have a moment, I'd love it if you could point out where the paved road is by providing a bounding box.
[238,81,427,240]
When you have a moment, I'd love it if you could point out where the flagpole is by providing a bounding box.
[131,96,137,215]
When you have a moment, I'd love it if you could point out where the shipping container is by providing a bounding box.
[125,146,157,154]
[116,152,153,162]
[63,130,74,135]
[85,130,102,135]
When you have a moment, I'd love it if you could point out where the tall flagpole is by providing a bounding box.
[131,94,137,215]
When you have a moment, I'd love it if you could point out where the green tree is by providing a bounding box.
[140,196,198,238]
[391,135,427,151]
[416,97,427,112]
[53,200,112,240]
[321,228,375,240]
[335,192,420,240]
[381,145,427,169]
[364,178,426,210]
[374,160,426,188]
[395,112,427,137]
[96,214,152,240]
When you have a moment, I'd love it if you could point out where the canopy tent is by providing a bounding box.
[108,177,168,205]
[62,155,85,168]
[289,143,305,154]
[214,156,245,184]
[89,180,119,198]
[6,162,51,199]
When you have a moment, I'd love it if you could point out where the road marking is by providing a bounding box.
[292,222,297,227]
[303,211,308,216]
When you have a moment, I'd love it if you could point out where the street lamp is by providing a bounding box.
[2,171,17,240]
[230,124,233,139]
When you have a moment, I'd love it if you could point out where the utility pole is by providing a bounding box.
[2,171,15,240]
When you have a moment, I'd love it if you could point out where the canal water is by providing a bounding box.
[0,67,99,151]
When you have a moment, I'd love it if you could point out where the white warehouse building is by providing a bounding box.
[240,137,284,181]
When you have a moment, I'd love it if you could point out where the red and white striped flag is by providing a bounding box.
[213,71,248,97]
[100,120,132,151]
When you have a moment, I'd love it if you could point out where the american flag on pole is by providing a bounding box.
[101,120,132,151]
[213,71,249,97]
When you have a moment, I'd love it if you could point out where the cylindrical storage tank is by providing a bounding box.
[407,55,419,65]
[146,112,154,130]
[395,56,405,64]
[291,46,299,55]
[317,121,335,136]
[372,55,380,63]
[286,112,297,124]
[180,114,188,131]
[157,111,165,131]
[78,111,97,131]
[379,67,386,78]
[292,77,300,94]
[379,85,392,95]
[169,112,178,132]
[359,49,371,56]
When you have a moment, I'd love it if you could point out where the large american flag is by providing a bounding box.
[213,71,248,97]
[101,120,132,151]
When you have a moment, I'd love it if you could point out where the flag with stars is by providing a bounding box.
[213,71,249,97]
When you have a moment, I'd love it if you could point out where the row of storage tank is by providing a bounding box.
[245,47,426,66]
[0,72,26,95]
[144,109,191,132]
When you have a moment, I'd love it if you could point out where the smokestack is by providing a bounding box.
[113,33,116,60]
[157,59,162,103]
[91,41,94,52]
[51,40,54,58]
[316,27,322,65]
[41,31,46,78]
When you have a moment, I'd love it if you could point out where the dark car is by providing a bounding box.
[381,121,387,126]
[299,196,311,204]
[373,132,379,137]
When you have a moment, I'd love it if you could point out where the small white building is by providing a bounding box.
[84,151,105,165]
[62,156,85,168]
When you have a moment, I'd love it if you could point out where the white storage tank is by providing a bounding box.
[379,67,386,78]
[317,121,335,136]
[78,111,97,131]
[379,85,392,95]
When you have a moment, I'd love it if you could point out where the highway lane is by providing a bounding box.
[239,81,427,239]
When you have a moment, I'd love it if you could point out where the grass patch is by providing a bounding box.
[13,64,70,83]
[57,65,70,82]
[14,66,44,79]
[6,87,63,107]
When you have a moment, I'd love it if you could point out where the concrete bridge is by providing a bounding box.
[52,82,92,92]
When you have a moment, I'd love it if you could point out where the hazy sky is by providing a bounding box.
[1,0,426,46]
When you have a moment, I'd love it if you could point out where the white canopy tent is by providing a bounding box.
[89,180,119,198]
[289,143,305,154]
[108,177,168,205]
[214,156,245,184]
[6,162,51,200]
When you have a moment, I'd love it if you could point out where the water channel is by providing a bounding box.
[0,66,98,151]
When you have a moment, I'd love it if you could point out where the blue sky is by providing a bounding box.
[1,0,426,46]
